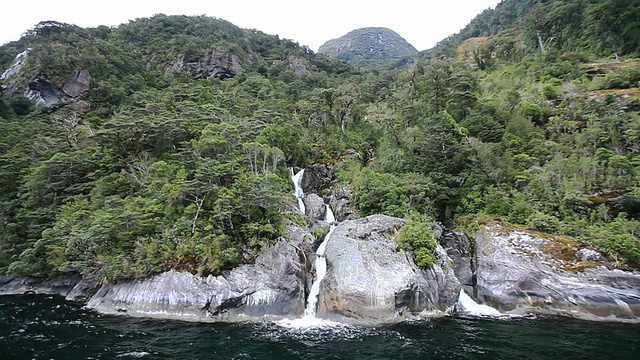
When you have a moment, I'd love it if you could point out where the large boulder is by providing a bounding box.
[304,193,326,221]
[465,223,640,322]
[300,163,334,195]
[317,214,460,324]
[328,185,358,222]
[86,224,313,321]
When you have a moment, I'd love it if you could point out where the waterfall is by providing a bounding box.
[290,168,306,214]
[303,205,336,318]
[324,204,335,223]
[456,289,502,316]
[278,171,338,328]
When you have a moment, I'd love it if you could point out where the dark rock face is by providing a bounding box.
[440,230,476,288]
[461,224,640,322]
[300,163,334,195]
[0,274,82,297]
[317,215,460,324]
[86,225,312,321]
[26,75,67,105]
[65,276,102,301]
[298,163,357,222]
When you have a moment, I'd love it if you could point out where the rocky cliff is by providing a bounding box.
[443,224,640,322]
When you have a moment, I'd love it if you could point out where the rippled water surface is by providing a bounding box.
[1,295,639,359]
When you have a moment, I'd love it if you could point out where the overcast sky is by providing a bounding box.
[1,0,501,51]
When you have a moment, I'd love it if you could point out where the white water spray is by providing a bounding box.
[290,168,306,214]
[456,289,502,316]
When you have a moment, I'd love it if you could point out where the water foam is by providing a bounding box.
[456,289,502,317]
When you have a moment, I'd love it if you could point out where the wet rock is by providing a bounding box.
[304,193,326,221]
[440,230,475,287]
[317,215,460,324]
[0,49,29,80]
[86,224,313,322]
[65,276,102,301]
[0,274,81,296]
[469,224,640,322]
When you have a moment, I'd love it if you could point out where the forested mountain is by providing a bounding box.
[318,27,418,68]
[1,0,639,284]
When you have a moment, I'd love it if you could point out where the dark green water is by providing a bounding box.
[1,295,639,360]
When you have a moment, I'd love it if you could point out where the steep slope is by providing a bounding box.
[424,0,640,63]
[319,27,418,68]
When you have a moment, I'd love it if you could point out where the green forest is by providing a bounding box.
[0,0,639,282]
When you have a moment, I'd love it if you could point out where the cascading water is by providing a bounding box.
[456,289,502,316]
[290,168,306,214]
[303,205,336,318]
[277,179,339,327]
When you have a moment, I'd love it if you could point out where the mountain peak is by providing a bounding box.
[318,27,417,68]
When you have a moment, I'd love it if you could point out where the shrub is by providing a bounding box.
[542,84,558,100]
[396,214,438,268]
[526,210,561,233]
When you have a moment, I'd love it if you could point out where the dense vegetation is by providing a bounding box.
[1,0,639,281]
[319,27,418,68]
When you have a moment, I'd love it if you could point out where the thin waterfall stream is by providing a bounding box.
[287,168,338,325]
[304,205,335,317]
[291,168,306,214]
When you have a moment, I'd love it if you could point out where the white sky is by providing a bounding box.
[0,0,501,51]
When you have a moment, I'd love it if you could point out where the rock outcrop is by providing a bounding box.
[0,49,29,80]
[62,69,91,98]
[288,57,311,77]
[1,49,91,107]
[448,224,640,322]
[167,48,243,80]
[317,214,461,324]
[86,225,311,321]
